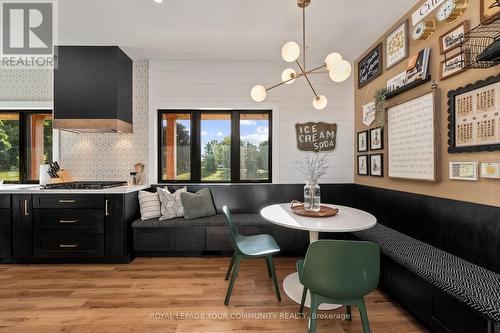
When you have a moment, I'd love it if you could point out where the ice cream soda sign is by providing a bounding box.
[295,122,337,152]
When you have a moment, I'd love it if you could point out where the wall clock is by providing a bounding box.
[412,20,436,41]
[436,0,468,24]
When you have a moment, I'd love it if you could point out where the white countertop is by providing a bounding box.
[0,184,150,194]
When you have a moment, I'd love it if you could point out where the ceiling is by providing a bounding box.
[58,0,415,62]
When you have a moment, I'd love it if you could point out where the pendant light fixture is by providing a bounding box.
[250,0,352,110]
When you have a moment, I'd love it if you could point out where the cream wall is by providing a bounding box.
[148,60,355,184]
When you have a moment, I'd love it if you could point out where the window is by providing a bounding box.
[0,111,53,183]
[158,110,271,183]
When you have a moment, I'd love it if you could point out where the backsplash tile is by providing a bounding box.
[58,61,149,183]
[0,69,53,101]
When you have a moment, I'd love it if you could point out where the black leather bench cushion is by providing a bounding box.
[132,214,271,228]
[354,224,500,323]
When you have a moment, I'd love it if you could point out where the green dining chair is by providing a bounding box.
[222,205,281,305]
[297,240,380,333]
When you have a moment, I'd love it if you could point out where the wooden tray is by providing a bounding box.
[289,200,339,218]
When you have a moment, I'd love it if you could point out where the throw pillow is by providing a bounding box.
[158,186,187,220]
[138,190,161,220]
[180,188,216,219]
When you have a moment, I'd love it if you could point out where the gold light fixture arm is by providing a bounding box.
[296,60,318,98]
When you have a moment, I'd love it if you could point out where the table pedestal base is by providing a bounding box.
[283,272,342,311]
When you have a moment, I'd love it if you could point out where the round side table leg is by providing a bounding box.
[281,230,341,311]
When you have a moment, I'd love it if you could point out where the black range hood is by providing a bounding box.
[54,46,133,133]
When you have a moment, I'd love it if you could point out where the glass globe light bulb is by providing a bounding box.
[281,41,300,62]
[312,95,328,110]
[250,85,267,102]
[281,68,297,84]
[329,60,352,82]
[324,52,342,70]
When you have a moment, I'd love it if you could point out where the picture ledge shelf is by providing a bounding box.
[385,76,432,100]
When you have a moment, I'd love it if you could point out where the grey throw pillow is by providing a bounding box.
[180,188,216,219]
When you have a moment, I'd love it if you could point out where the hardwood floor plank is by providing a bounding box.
[0,257,428,333]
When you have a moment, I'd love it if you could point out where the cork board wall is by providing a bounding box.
[354,1,500,207]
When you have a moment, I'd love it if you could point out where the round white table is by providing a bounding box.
[260,203,376,310]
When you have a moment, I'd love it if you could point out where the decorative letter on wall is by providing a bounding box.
[295,122,337,152]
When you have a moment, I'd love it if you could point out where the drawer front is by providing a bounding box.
[33,195,104,209]
[34,209,104,233]
[34,233,104,258]
[0,195,10,209]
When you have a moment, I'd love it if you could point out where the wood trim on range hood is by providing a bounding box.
[53,119,133,133]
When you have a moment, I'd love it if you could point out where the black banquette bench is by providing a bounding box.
[132,184,356,256]
[131,183,500,333]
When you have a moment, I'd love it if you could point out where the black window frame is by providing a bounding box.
[0,110,53,184]
[157,109,272,184]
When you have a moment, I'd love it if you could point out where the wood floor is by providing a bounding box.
[0,257,428,333]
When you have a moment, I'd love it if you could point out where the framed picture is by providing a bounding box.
[481,0,500,23]
[480,162,500,179]
[357,131,369,152]
[440,52,465,80]
[439,21,469,55]
[447,74,500,153]
[369,154,384,177]
[369,127,384,150]
[386,20,409,69]
[357,155,369,176]
[449,161,479,181]
[358,43,383,89]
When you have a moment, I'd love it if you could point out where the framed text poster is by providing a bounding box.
[388,90,440,182]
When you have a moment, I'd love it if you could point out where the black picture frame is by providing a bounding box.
[357,155,369,176]
[447,74,500,153]
[357,131,369,152]
[369,154,384,177]
[369,127,384,150]
[358,43,383,89]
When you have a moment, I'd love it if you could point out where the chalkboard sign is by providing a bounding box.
[358,43,383,89]
[295,122,337,152]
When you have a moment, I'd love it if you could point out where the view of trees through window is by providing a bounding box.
[0,111,53,183]
[159,110,271,183]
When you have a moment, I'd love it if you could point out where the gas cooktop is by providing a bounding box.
[43,181,128,190]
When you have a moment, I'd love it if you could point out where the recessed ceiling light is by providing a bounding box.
[153,0,163,3]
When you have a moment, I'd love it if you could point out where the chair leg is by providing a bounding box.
[225,253,236,281]
[224,255,241,305]
[358,298,371,333]
[308,293,320,333]
[299,286,308,316]
[265,257,272,278]
[345,305,352,321]
[266,256,281,302]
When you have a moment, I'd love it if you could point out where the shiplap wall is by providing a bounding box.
[148,60,354,184]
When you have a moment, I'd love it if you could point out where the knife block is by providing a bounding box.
[57,169,73,182]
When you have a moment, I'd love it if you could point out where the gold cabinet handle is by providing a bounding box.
[24,200,29,216]
[59,244,78,248]
[59,199,76,203]
[105,200,110,216]
[59,220,79,224]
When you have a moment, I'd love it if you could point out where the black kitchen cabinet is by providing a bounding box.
[54,46,133,133]
[12,195,33,260]
[0,195,11,260]
[8,193,140,264]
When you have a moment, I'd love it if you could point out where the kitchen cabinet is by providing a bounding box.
[7,192,140,264]
[12,195,33,260]
[0,195,11,260]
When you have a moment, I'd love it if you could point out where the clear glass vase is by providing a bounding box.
[304,181,321,212]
